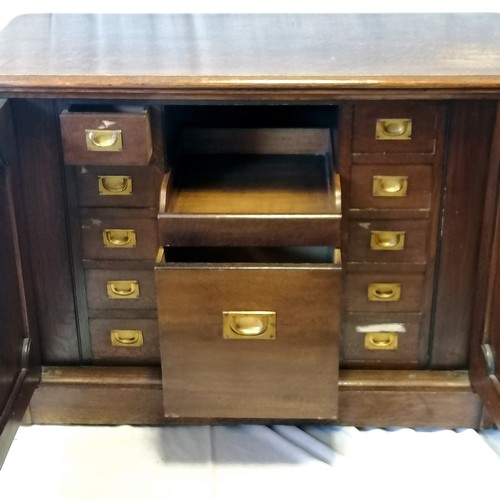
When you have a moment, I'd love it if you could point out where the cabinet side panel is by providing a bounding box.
[11,99,80,363]
[431,101,497,368]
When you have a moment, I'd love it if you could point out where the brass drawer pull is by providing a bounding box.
[223,311,276,340]
[372,175,408,197]
[86,129,123,151]
[368,283,401,302]
[98,176,133,195]
[370,231,405,251]
[102,229,136,248]
[107,280,140,299]
[375,118,412,140]
[110,329,143,347]
[364,333,398,350]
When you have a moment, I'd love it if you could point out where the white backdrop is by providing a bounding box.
[0,0,499,29]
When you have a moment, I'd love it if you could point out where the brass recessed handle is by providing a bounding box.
[110,329,143,347]
[223,311,276,340]
[364,333,398,350]
[372,176,408,197]
[107,280,140,299]
[375,118,412,140]
[367,283,401,302]
[98,176,132,195]
[102,229,136,248]
[86,129,123,151]
[370,231,405,251]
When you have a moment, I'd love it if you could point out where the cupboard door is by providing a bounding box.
[470,103,500,425]
[0,100,40,467]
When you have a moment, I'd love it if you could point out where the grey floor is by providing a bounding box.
[0,425,499,500]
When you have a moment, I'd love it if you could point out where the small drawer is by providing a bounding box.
[345,273,425,312]
[80,213,158,261]
[341,313,421,365]
[350,164,432,210]
[74,165,163,208]
[155,246,341,419]
[352,103,441,155]
[85,269,156,310]
[60,107,152,166]
[348,220,429,263]
[89,318,160,364]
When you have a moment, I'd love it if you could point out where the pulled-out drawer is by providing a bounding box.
[341,312,422,366]
[60,107,152,166]
[155,246,341,419]
[85,268,156,310]
[344,273,425,312]
[74,165,163,208]
[89,318,160,364]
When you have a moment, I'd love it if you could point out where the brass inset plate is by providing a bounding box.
[86,129,123,151]
[102,229,137,248]
[98,176,133,195]
[370,231,405,251]
[364,332,398,350]
[372,175,408,197]
[106,280,140,299]
[375,118,412,140]
[367,283,402,302]
[223,311,276,340]
[110,329,143,347]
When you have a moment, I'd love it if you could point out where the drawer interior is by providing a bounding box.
[162,104,340,216]
[162,246,339,264]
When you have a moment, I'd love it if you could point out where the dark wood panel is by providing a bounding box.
[469,102,500,425]
[28,367,481,428]
[0,100,40,467]
[431,101,498,368]
[1,15,500,96]
[11,99,80,363]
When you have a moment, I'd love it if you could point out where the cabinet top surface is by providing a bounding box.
[1,13,500,97]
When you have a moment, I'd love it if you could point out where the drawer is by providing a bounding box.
[347,219,429,263]
[89,318,160,364]
[74,165,163,208]
[349,164,432,210]
[341,313,421,365]
[352,102,441,155]
[155,247,341,419]
[60,107,152,166]
[85,269,156,310]
[80,212,158,261]
[345,273,425,312]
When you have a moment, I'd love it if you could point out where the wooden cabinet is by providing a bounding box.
[1,13,500,465]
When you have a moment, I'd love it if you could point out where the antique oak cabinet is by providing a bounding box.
[2,13,500,464]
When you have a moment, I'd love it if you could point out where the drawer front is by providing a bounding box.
[156,265,341,419]
[80,215,158,261]
[89,318,160,364]
[86,269,156,310]
[345,273,424,312]
[60,109,152,166]
[341,313,421,365]
[347,220,429,263]
[352,103,440,155]
[350,164,432,210]
[75,166,162,208]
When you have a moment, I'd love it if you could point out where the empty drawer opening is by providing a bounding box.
[161,246,340,265]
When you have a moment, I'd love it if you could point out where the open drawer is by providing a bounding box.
[155,246,341,419]
[158,125,341,246]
